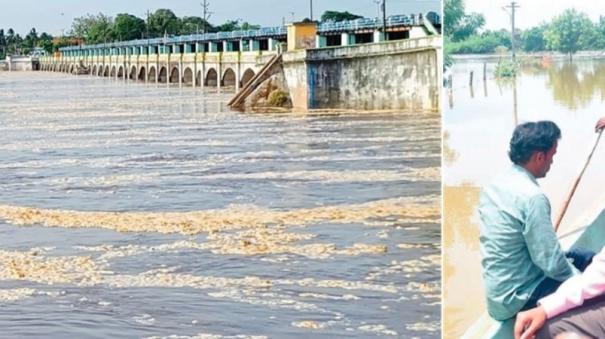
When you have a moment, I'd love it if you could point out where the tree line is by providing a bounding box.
[0,28,54,59]
[445,0,605,62]
[0,9,363,59]
[71,9,363,44]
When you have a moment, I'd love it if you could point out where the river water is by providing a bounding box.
[444,57,605,338]
[0,72,440,338]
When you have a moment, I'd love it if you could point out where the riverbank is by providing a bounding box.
[451,50,605,62]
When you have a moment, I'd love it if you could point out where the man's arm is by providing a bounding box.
[522,194,576,280]
[514,249,605,339]
[539,249,605,318]
[596,117,605,132]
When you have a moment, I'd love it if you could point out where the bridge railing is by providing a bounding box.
[59,13,439,52]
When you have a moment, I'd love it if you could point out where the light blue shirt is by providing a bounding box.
[478,165,577,321]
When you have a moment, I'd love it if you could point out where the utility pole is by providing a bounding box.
[505,1,519,61]
[201,0,212,34]
[382,0,387,41]
[310,0,313,20]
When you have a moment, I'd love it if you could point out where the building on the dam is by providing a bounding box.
[39,13,441,111]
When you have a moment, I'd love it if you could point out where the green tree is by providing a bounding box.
[38,32,54,53]
[240,22,260,30]
[444,0,465,38]
[148,9,179,37]
[23,27,38,49]
[320,10,363,22]
[71,13,114,43]
[0,29,5,59]
[451,12,485,41]
[521,25,547,52]
[113,13,146,40]
[217,20,241,32]
[544,9,593,60]
[180,16,209,34]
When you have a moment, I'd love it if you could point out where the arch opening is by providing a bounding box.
[138,67,146,81]
[205,68,217,87]
[149,66,157,82]
[169,67,180,83]
[222,68,236,87]
[183,68,193,86]
[158,67,168,82]
[241,68,255,87]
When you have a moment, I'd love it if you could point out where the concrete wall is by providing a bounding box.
[287,22,317,51]
[6,56,34,71]
[282,36,440,111]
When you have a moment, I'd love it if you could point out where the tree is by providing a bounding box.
[216,20,241,32]
[0,29,5,59]
[240,22,260,31]
[38,32,54,53]
[148,9,179,37]
[320,10,363,22]
[23,28,38,49]
[113,13,146,40]
[451,13,485,41]
[71,13,114,43]
[444,0,465,38]
[180,16,213,34]
[521,25,547,52]
[544,9,594,60]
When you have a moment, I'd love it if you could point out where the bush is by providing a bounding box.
[448,34,501,54]
[268,90,289,107]
[494,60,518,78]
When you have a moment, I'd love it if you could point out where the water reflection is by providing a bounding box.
[544,62,605,110]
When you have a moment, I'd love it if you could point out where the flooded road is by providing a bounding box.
[444,57,605,338]
[0,72,440,338]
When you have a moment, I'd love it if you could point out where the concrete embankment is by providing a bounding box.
[232,36,441,112]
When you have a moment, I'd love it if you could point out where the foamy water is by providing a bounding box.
[0,72,440,338]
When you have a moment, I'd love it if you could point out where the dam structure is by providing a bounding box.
[39,13,441,111]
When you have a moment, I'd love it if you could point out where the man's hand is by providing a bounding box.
[596,117,605,132]
[514,306,547,339]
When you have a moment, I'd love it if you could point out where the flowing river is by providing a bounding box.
[0,72,440,338]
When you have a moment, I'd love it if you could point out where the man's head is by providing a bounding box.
[508,121,561,178]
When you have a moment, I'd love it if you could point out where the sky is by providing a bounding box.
[465,0,605,31]
[0,0,440,36]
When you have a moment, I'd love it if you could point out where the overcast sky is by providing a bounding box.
[0,0,440,36]
[465,0,605,31]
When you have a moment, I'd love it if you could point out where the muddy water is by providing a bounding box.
[444,57,605,338]
[0,72,440,338]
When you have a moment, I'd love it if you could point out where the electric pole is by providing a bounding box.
[382,0,387,41]
[310,0,313,20]
[505,1,519,61]
[201,0,212,34]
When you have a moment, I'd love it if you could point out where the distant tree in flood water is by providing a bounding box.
[545,9,594,60]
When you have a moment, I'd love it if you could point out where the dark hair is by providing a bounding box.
[508,121,561,165]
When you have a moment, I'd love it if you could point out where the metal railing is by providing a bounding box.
[59,13,440,52]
